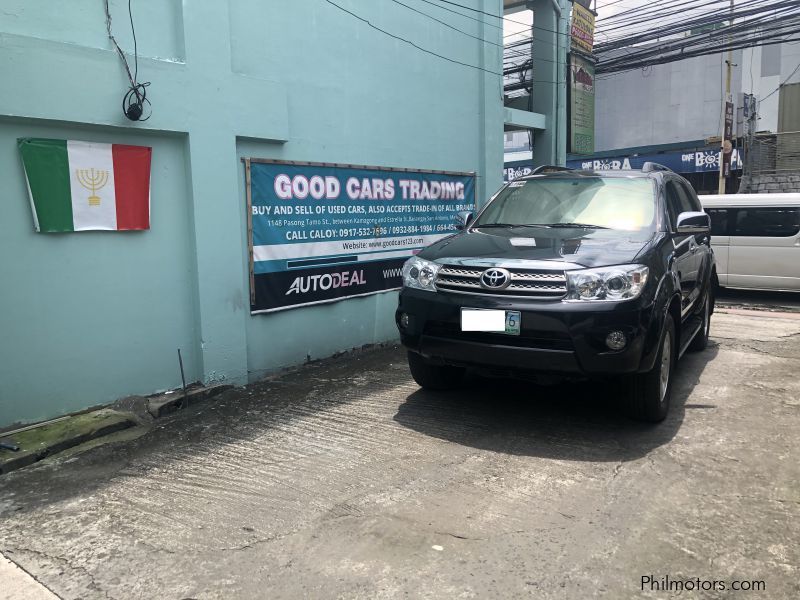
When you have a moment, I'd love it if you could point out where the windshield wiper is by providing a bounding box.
[543,222,610,229]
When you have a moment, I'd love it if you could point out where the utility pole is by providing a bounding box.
[718,0,734,194]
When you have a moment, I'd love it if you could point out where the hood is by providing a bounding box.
[418,226,657,269]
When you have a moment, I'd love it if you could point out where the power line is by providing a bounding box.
[428,0,537,27]
[595,0,634,9]
[594,0,800,73]
[324,0,503,75]
[387,0,503,48]
[418,0,573,39]
[762,59,800,101]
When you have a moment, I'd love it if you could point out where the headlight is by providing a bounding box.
[565,264,649,302]
[402,256,440,292]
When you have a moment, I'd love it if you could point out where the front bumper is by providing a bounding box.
[396,288,661,378]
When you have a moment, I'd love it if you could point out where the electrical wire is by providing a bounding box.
[387,0,504,48]
[418,0,573,39]
[104,0,151,121]
[324,0,502,75]
[761,59,800,101]
[594,0,800,74]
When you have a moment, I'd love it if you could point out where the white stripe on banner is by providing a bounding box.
[253,233,448,263]
[67,141,117,231]
[356,249,421,262]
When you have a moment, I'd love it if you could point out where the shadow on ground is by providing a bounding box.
[393,344,719,463]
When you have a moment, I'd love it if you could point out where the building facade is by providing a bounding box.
[568,40,800,194]
[0,1,515,426]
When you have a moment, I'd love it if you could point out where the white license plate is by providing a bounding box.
[460,309,521,335]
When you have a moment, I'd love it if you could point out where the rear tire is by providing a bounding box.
[688,287,712,352]
[623,314,675,423]
[407,351,465,390]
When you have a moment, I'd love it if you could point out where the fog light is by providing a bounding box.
[605,330,627,351]
[400,313,410,329]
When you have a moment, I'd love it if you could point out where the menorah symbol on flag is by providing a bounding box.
[76,168,109,206]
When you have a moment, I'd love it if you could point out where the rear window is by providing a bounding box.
[475,177,656,231]
[734,207,800,237]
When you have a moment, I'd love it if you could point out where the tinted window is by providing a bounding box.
[733,207,800,237]
[679,181,702,212]
[665,181,693,230]
[706,208,729,236]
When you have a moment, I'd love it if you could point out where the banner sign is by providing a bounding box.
[569,54,596,155]
[570,3,595,54]
[246,160,475,313]
[567,147,742,173]
[503,160,534,182]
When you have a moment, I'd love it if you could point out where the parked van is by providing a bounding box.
[700,193,800,291]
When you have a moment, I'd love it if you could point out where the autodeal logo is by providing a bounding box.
[286,270,366,295]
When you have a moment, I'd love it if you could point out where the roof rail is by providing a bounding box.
[642,162,672,173]
[531,165,574,174]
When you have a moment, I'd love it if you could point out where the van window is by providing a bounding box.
[706,208,729,235]
[733,207,800,237]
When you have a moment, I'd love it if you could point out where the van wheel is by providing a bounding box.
[407,351,464,390]
[688,287,712,352]
[623,314,675,423]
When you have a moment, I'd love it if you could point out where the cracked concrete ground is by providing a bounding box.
[0,300,798,599]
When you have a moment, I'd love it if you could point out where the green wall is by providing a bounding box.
[0,0,504,426]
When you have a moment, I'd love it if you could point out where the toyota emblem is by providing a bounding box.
[480,268,511,289]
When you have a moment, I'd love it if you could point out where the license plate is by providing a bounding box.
[461,309,521,335]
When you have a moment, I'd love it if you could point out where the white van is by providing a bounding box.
[700,193,800,292]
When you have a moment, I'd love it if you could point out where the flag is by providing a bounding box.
[18,138,152,232]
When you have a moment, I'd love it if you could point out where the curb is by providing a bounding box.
[0,385,235,476]
[146,384,234,418]
[0,409,136,475]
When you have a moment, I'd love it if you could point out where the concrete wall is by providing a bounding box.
[0,0,504,426]
[741,43,800,133]
[594,50,743,152]
[595,41,800,153]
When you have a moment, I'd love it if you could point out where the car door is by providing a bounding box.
[677,180,711,290]
[664,179,700,315]
[728,206,800,290]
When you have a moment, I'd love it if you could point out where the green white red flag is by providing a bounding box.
[18,138,152,232]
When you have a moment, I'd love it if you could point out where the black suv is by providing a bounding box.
[396,164,715,422]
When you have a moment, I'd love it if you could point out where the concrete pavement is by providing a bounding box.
[0,553,57,600]
[0,307,798,599]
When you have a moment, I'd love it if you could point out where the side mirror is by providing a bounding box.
[455,210,474,230]
[676,211,711,235]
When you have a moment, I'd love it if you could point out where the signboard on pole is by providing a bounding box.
[570,3,595,54]
[569,54,596,155]
[722,100,734,178]
[244,160,475,313]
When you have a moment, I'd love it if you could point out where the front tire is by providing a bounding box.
[407,351,464,390]
[623,314,675,423]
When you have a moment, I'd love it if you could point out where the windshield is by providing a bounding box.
[473,177,657,231]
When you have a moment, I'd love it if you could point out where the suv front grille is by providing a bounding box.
[435,265,567,299]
